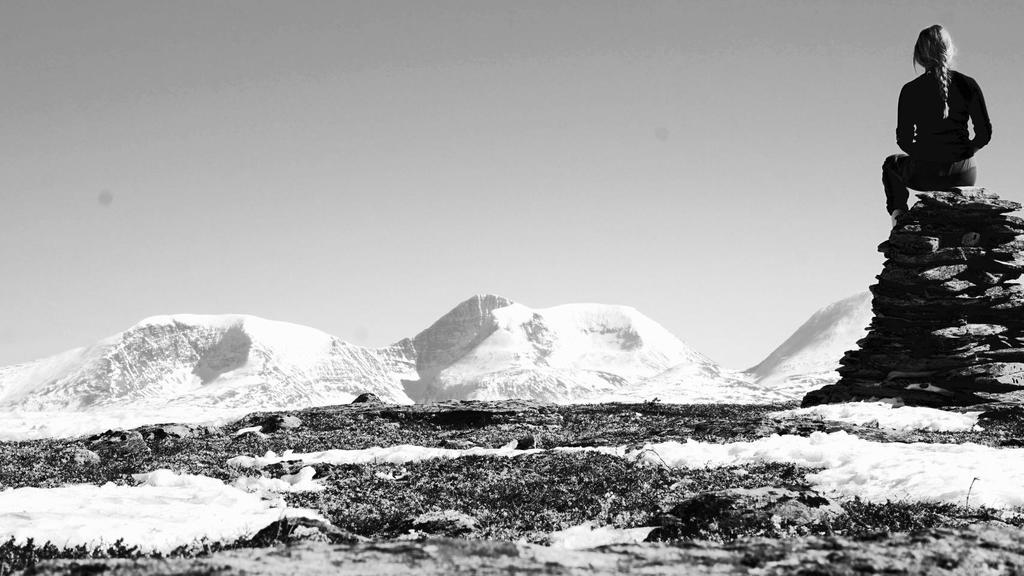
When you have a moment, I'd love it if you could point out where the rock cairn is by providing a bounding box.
[804,187,1024,407]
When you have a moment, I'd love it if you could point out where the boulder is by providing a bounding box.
[64,447,100,466]
[440,438,477,449]
[88,429,150,459]
[247,517,364,545]
[352,392,385,404]
[651,486,842,540]
[259,414,303,432]
[515,433,541,450]
[410,509,477,536]
[138,423,213,442]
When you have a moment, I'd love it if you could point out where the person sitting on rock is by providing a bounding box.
[882,24,992,228]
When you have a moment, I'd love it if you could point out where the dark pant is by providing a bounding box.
[882,154,977,214]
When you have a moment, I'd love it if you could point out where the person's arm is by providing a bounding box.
[969,78,992,152]
[896,84,916,155]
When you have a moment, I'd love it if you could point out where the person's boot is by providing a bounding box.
[890,208,906,228]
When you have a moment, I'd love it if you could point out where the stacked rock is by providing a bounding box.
[804,186,1024,407]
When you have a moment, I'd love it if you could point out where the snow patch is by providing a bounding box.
[233,425,267,438]
[227,443,628,469]
[0,469,322,551]
[640,432,1024,509]
[548,522,656,549]
[770,401,982,432]
[232,466,324,493]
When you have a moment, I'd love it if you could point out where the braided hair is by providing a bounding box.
[913,25,957,119]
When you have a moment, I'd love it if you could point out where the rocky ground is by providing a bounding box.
[3,399,1024,575]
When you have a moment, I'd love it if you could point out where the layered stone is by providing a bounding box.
[804,187,1024,407]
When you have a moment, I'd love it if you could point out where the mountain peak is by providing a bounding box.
[408,295,515,387]
[452,294,516,317]
[403,298,707,403]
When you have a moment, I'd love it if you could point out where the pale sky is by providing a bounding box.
[3,0,1023,369]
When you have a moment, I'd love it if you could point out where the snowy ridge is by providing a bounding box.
[744,292,872,395]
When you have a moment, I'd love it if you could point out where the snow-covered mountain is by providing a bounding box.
[0,295,757,411]
[0,315,417,411]
[0,292,877,421]
[744,292,872,395]
[402,295,717,403]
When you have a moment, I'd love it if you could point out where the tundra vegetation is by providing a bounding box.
[2,400,1023,575]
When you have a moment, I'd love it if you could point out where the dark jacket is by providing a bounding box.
[896,70,992,162]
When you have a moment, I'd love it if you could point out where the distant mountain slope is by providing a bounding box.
[0,315,417,411]
[745,292,872,395]
[610,362,791,404]
[403,296,719,403]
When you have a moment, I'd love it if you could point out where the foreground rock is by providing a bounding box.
[25,523,1024,575]
[805,187,1024,407]
[652,486,841,540]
